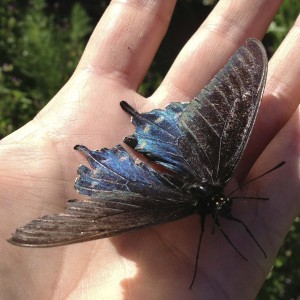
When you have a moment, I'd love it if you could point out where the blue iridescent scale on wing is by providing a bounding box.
[74,144,185,199]
[122,101,192,175]
[9,145,196,246]
[123,39,267,186]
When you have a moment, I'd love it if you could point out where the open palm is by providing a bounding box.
[1,1,299,299]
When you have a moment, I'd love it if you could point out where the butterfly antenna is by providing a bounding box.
[215,218,248,261]
[229,161,285,196]
[227,216,267,258]
[189,214,206,289]
[230,196,269,200]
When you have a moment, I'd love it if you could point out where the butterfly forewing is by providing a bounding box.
[179,38,267,184]
[9,191,195,247]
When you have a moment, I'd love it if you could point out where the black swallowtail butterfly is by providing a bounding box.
[9,38,271,287]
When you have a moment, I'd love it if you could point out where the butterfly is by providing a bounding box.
[9,38,269,287]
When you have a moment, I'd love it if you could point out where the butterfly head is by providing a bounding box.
[186,183,232,217]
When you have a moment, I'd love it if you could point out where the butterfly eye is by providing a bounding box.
[185,183,204,196]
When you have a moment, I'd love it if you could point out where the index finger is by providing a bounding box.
[76,0,176,91]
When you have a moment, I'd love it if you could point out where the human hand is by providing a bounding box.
[1,1,299,299]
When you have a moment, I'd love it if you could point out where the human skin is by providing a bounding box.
[0,0,299,299]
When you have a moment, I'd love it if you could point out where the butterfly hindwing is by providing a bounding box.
[121,101,191,175]
[74,144,184,199]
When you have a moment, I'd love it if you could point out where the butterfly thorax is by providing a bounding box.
[185,183,232,216]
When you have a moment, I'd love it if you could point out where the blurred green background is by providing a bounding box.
[0,0,299,298]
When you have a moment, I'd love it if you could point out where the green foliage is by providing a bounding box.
[258,217,300,299]
[0,0,92,138]
[138,67,163,97]
[267,0,300,51]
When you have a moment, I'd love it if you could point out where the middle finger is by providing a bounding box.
[154,0,283,106]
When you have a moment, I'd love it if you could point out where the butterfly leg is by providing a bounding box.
[189,214,206,289]
[225,216,267,258]
[215,218,248,261]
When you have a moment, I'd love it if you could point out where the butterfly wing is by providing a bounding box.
[122,39,267,184]
[8,191,195,247]
[9,145,195,247]
[9,39,267,247]
[74,144,187,198]
[121,101,191,175]
[179,38,267,184]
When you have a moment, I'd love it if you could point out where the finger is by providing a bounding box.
[153,0,283,105]
[237,15,300,177]
[257,14,300,147]
[224,107,300,295]
[76,0,176,90]
[245,105,300,258]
